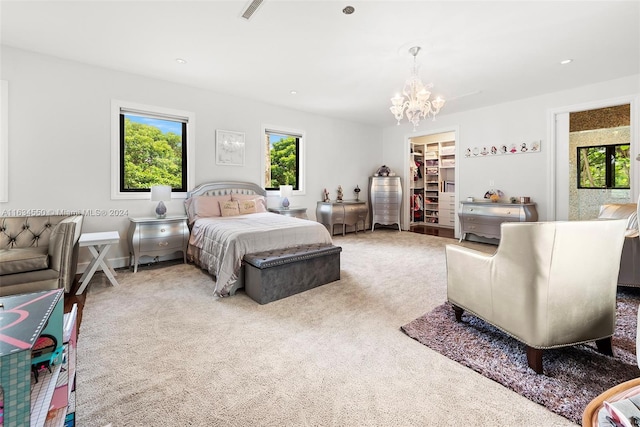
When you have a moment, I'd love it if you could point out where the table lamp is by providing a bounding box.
[280,185,293,208]
[151,185,171,218]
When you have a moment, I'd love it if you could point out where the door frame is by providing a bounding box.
[402,125,460,233]
[547,94,639,220]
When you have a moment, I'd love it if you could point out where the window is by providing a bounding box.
[263,126,305,193]
[577,143,630,189]
[111,100,195,199]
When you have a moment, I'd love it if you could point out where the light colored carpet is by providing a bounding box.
[76,230,574,426]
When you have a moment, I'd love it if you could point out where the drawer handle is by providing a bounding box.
[160,228,166,232]
[159,241,169,247]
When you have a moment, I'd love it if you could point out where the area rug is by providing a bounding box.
[401,289,640,425]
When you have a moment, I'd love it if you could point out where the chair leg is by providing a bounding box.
[595,337,614,356]
[452,304,464,322]
[526,346,544,374]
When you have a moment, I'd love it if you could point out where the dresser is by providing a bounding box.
[369,176,402,231]
[128,216,189,272]
[438,192,456,227]
[316,200,368,236]
[267,206,308,219]
[459,201,538,242]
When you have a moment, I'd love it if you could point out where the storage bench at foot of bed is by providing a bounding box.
[243,244,342,304]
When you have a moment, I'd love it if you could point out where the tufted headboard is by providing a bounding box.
[187,181,267,199]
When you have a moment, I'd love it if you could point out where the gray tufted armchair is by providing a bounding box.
[0,215,83,296]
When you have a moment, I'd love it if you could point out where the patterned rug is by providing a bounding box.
[401,289,640,424]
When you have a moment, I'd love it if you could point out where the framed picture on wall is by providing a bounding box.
[216,129,245,166]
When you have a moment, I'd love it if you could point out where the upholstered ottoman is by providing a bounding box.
[243,244,342,304]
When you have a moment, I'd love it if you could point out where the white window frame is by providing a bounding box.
[261,124,306,196]
[111,100,195,200]
[0,80,8,203]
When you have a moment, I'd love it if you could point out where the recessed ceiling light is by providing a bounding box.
[560,59,573,65]
[175,58,187,64]
[342,5,355,14]
[290,90,297,95]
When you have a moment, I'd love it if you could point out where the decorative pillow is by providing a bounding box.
[238,200,257,215]
[231,194,267,212]
[220,200,240,217]
[191,195,231,222]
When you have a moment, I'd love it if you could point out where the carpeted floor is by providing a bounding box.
[401,291,640,424]
[76,231,577,426]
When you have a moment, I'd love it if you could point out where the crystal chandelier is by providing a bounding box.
[390,46,445,130]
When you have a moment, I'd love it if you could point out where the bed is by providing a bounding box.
[185,181,333,297]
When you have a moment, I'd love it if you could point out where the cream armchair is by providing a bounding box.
[598,203,639,287]
[446,219,627,374]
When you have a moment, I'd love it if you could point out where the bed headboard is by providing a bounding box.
[187,181,267,198]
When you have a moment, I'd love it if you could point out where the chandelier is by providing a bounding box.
[390,46,445,130]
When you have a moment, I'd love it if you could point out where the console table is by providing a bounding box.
[127,216,189,273]
[316,200,367,236]
[459,201,538,242]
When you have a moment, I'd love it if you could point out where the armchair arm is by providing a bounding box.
[445,244,495,320]
[48,215,83,292]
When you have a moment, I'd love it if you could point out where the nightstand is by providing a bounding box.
[267,206,308,219]
[127,216,189,273]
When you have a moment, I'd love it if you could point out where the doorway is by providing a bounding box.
[407,130,457,238]
[551,97,638,221]
[570,105,631,219]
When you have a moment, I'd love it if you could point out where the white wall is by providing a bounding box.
[382,74,640,232]
[1,46,382,268]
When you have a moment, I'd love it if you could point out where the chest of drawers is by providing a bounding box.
[459,201,538,242]
[316,201,368,235]
[128,216,189,272]
[369,176,402,231]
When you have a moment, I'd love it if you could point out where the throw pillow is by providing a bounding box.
[191,195,231,222]
[220,200,240,217]
[231,194,267,212]
[239,200,257,215]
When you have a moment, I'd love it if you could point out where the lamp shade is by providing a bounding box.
[279,185,293,198]
[151,185,172,202]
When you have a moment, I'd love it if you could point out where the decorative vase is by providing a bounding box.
[282,197,290,208]
[155,201,167,218]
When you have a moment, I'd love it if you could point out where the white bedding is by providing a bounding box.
[189,212,333,296]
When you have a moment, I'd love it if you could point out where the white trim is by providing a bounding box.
[111,99,195,200]
[547,94,639,220]
[0,81,7,203]
[261,124,306,196]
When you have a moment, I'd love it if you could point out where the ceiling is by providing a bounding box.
[1,1,638,127]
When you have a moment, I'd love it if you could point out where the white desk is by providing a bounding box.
[76,231,120,295]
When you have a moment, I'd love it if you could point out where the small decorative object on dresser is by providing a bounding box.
[279,184,293,208]
[128,215,189,273]
[323,188,330,202]
[375,165,391,176]
[354,185,361,201]
[336,185,343,202]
